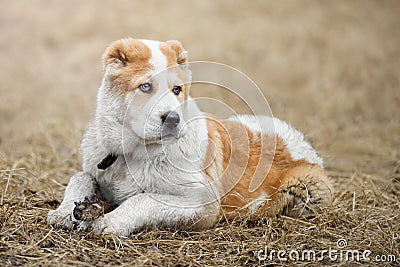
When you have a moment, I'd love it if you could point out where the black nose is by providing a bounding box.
[161,111,180,129]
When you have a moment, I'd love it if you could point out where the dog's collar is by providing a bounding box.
[97,154,118,170]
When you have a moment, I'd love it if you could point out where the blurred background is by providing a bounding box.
[1,0,399,175]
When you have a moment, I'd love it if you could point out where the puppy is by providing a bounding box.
[48,38,333,236]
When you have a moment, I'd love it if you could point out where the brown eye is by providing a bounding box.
[173,85,182,95]
[138,83,152,93]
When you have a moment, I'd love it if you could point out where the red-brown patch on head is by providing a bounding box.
[159,43,178,68]
[164,40,188,65]
[159,40,191,101]
[102,38,152,93]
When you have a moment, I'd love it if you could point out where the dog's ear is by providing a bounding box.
[166,40,188,64]
[102,40,129,69]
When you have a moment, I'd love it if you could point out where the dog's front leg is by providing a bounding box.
[81,193,219,237]
[47,172,96,229]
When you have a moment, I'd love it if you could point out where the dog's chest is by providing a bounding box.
[96,155,188,204]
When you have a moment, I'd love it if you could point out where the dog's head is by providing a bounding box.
[101,38,191,144]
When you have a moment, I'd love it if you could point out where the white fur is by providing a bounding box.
[142,39,168,72]
[228,115,324,167]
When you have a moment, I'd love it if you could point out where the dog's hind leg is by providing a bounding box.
[47,172,96,229]
[272,164,333,217]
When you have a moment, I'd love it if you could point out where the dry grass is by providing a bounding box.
[1,0,399,266]
[1,150,399,266]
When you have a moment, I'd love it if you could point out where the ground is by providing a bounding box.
[0,0,399,266]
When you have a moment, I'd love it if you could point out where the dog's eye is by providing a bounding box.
[138,83,152,93]
[172,85,182,95]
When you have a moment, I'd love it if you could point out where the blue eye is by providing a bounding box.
[138,83,152,93]
[173,85,182,95]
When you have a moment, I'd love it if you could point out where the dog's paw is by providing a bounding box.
[281,182,328,217]
[81,215,132,237]
[47,208,76,229]
[73,197,104,221]
[73,195,115,222]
